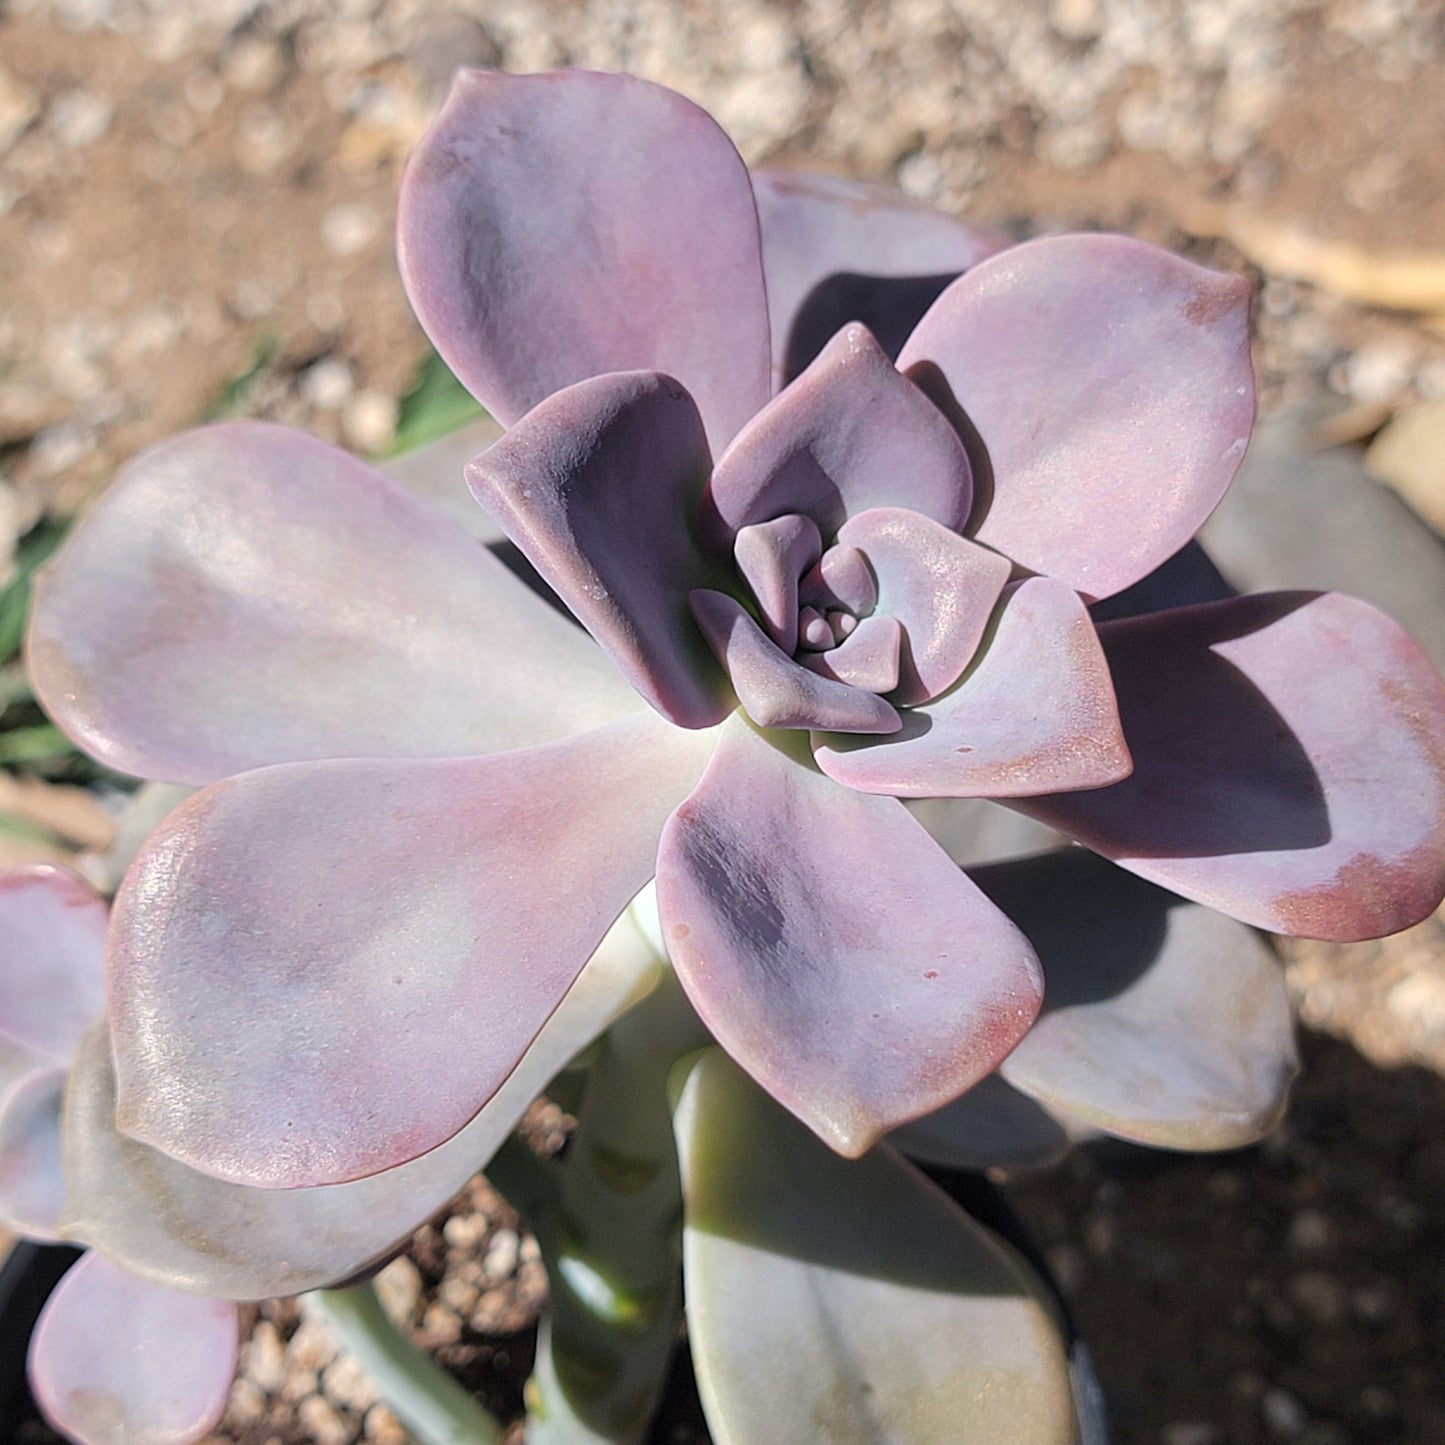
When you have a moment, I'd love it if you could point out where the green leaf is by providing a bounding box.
[383,350,487,458]
[0,724,78,766]
[0,518,71,665]
[674,1050,1077,1445]
[202,335,281,421]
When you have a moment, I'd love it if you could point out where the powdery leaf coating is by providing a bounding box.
[29,1251,238,1445]
[674,1049,1076,1445]
[109,712,717,1188]
[29,423,640,786]
[0,864,107,1067]
[751,170,1009,387]
[0,1065,67,1240]
[690,589,901,735]
[399,69,771,454]
[836,506,1012,705]
[467,371,733,728]
[974,850,1297,1150]
[899,233,1255,601]
[815,577,1132,797]
[62,912,660,1298]
[656,719,1042,1156]
[703,323,972,547]
[1018,592,1445,940]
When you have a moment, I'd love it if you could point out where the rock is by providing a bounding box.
[301,358,355,410]
[342,391,399,453]
[442,1211,488,1252]
[1286,1209,1332,1252]
[1385,969,1445,1040]
[482,1227,520,1283]
[322,1352,380,1413]
[298,1394,353,1445]
[321,202,381,257]
[1344,342,1417,404]
[373,1256,423,1326]
[1365,398,1445,536]
[48,89,113,148]
[1260,1387,1308,1438]
[246,1318,288,1394]
[289,1313,341,1373]
[365,1403,409,1445]
[0,65,40,155]
[236,105,297,175]
[1287,1270,1344,1325]
[1201,413,1445,673]
[1161,1425,1219,1445]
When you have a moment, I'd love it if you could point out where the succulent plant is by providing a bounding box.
[12,67,1445,1445]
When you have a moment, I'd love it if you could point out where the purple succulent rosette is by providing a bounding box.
[27,70,1445,1193]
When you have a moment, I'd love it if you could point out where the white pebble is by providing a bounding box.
[49,89,112,148]
[301,358,355,410]
[322,202,380,258]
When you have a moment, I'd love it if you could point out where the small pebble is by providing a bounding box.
[322,202,380,257]
[374,1256,423,1326]
[247,1319,287,1394]
[483,1227,521,1283]
[365,1403,409,1445]
[298,1393,352,1445]
[322,1351,379,1413]
[288,1313,341,1373]
[421,1300,462,1346]
[1286,1209,1332,1251]
[1161,1424,1219,1445]
[443,1211,489,1252]
[301,358,355,410]
[1288,1271,1344,1325]
[1261,1387,1308,1438]
[228,1377,267,1425]
[439,1275,481,1317]
[48,89,113,148]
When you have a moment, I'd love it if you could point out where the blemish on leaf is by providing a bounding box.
[924,969,939,980]
[670,923,690,941]
[1182,283,1236,327]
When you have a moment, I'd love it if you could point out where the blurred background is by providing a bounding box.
[1,3,1443,1442]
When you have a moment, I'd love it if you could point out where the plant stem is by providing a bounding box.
[524,968,708,1443]
[312,1282,507,1445]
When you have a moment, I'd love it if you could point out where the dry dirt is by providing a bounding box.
[3,3,1444,1443]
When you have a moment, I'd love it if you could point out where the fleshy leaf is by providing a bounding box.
[973,850,1296,1149]
[799,614,902,694]
[816,578,1131,797]
[733,515,823,654]
[29,1252,238,1445]
[899,233,1254,600]
[704,323,972,546]
[399,69,770,453]
[0,1065,67,1239]
[62,911,661,1298]
[690,590,901,734]
[674,1049,1077,1445]
[29,423,640,786]
[656,719,1041,1156]
[467,372,732,728]
[837,506,1012,704]
[1017,593,1445,940]
[891,1072,1073,1172]
[752,170,1009,386]
[108,712,718,1188]
[0,864,106,1065]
